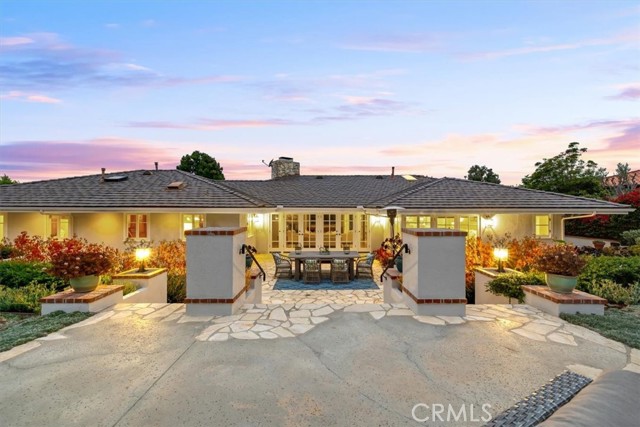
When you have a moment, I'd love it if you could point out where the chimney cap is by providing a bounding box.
[278,156,293,161]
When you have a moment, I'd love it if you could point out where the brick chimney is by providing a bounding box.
[271,157,300,179]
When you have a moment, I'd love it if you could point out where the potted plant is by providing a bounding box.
[534,243,587,293]
[374,235,402,269]
[592,240,606,251]
[49,238,116,292]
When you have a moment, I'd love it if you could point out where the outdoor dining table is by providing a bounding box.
[287,251,361,281]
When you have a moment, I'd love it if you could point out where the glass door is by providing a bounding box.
[302,214,317,248]
[339,214,354,249]
[322,214,337,249]
[284,214,300,250]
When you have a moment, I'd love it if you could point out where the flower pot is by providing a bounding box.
[545,273,577,294]
[395,257,403,273]
[69,274,100,293]
[245,255,253,269]
[593,241,605,251]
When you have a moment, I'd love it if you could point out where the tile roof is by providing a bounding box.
[0,170,265,209]
[0,170,631,213]
[221,175,432,208]
[374,177,632,213]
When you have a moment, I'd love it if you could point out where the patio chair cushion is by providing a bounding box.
[538,370,640,427]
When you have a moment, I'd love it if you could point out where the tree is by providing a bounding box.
[176,151,225,180]
[0,174,18,184]
[609,163,635,197]
[465,165,501,184]
[521,142,607,198]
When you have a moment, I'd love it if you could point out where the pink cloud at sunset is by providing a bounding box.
[1,91,62,103]
[126,119,295,130]
[0,138,177,181]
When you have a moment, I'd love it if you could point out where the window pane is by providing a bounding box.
[359,214,368,247]
[418,216,431,228]
[405,216,418,228]
[271,214,280,247]
[303,214,316,248]
[138,214,148,238]
[341,214,354,247]
[60,218,69,239]
[323,214,336,248]
[436,217,454,229]
[285,214,299,248]
[50,216,59,238]
[0,214,4,240]
[535,215,550,237]
[195,215,204,228]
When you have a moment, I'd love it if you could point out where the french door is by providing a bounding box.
[270,213,367,251]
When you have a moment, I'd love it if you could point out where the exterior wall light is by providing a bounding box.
[252,214,263,226]
[135,247,151,273]
[493,248,508,273]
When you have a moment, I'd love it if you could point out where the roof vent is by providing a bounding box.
[316,175,323,179]
[375,175,383,179]
[167,181,186,190]
[142,170,152,176]
[103,175,128,182]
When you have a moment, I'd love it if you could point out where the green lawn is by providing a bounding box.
[0,311,94,352]
[560,305,640,349]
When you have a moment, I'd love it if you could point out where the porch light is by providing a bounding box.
[493,248,508,273]
[252,214,263,226]
[135,248,151,273]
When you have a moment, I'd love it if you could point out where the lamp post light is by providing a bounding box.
[135,248,151,273]
[493,248,508,273]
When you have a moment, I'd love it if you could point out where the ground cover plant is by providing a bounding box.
[561,305,640,350]
[577,256,640,305]
[0,310,93,352]
[486,272,545,304]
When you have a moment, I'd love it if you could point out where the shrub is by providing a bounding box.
[120,281,138,296]
[48,238,117,280]
[151,240,186,275]
[630,245,640,256]
[506,235,545,271]
[486,272,545,303]
[167,273,186,303]
[621,230,640,246]
[534,244,587,276]
[588,280,640,306]
[578,256,640,290]
[0,283,57,313]
[0,260,66,290]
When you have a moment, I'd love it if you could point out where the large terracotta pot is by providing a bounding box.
[545,273,577,294]
[69,275,100,293]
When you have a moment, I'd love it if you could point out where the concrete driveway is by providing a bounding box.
[1,303,637,426]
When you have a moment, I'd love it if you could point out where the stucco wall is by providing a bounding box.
[151,213,182,242]
[7,212,45,238]
[74,213,124,248]
[207,214,241,227]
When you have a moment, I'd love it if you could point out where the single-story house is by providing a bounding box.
[0,157,633,252]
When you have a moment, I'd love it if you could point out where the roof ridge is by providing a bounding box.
[173,170,270,207]
[368,177,443,207]
[0,169,147,187]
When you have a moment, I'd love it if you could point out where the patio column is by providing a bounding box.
[185,227,254,316]
[400,228,467,316]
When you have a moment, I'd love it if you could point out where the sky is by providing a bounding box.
[0,0,638,185]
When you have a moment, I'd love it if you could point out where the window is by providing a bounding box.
[359,214,369,248]
[0,213,4,240]
[183,214,205,235]
[127,214,148,239]
[436,216,455,229]
[270,214,280,248]
[405,215,431,228]
[49,215,70,239]
[535,215,551,238]
[459,215,479,236]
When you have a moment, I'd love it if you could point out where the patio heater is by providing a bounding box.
[381,206,405,239]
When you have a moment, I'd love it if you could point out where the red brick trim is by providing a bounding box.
[40,285,124,304]
[523,285,606,305]
[402,228,468,237]
[114,268,167,279]
[399,283,466,304]
[185,282,252,304]
[185,227,247,236]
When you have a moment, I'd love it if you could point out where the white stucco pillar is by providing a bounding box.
[185,227,248,316]
[400,228,467,316]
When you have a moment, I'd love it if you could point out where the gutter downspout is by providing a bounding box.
[561,212,597,241]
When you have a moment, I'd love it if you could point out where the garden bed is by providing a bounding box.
[560,305,640,349]
[0,310,93,352]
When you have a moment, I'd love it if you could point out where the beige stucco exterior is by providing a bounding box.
[3,210,565,252]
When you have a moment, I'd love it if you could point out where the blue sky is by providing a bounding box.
[1,0,638,184]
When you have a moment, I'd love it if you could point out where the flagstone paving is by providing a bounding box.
[2,254,638,375]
